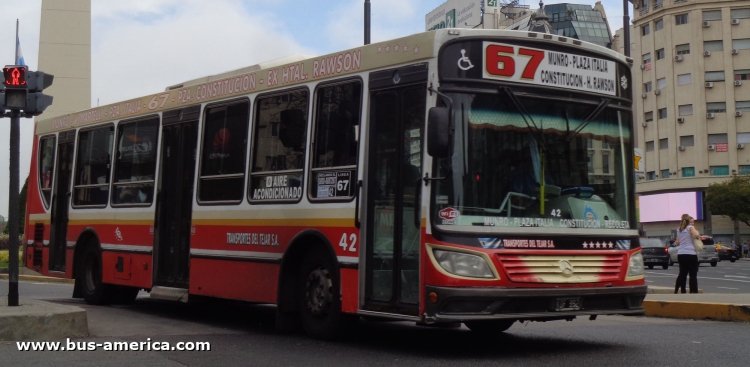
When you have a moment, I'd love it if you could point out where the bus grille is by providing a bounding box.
[496,254,625,283]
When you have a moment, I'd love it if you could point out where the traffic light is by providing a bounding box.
[24,70,54,116]
[1,65,54,116]
[2,65,28,109]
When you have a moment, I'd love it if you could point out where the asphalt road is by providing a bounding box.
[1,280,749,366]
[644,259,750,293]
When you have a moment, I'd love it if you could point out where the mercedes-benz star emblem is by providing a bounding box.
[559,260,575,277]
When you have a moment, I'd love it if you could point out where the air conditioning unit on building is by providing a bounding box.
[642,122,648,128]
[735,80,743,87]
[705,82,714,88]
[707,112,716,119]
[732,19,741,25]
[738,144,745,150]
[642,92,648,99]
[640,64,646,70]
[702,21,711,28]
[703,50,711,57]
[654,89,661,95]
[679,145,686,151]
[677,117,685,123]
[732,49,739,55]
[708,144,716,151]
[737,111,744,117]
[674,55,684,62]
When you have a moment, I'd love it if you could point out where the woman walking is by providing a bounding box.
[674,214,702,294]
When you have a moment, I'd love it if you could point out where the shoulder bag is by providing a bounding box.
[693,237,704,252]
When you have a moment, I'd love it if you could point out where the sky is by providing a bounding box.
[0,0,631,218]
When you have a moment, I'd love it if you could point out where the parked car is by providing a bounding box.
[668,236,719,267]
[640,238,670,269]
[716,244,738,262]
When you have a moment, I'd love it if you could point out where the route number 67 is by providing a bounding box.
[485,44,545,80]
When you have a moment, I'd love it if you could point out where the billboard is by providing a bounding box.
[638,191,704,223]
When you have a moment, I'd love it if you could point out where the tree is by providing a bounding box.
[705,175,750,243]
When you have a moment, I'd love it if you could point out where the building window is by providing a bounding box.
[675,43,691,55]
[676,73,692,86]
[733,39,750,51]
[680,135,694,147]
[645,111,654,122]
[736,69,750,81]
[643,81,653,92]
[642,52,652,70]
[660,169,670,178]
[675,13,688,25]
[710,166,730,176]
[655,18,664,31]
[657,77,667,90]
[737,101,750,112]
[705,71,725,82]
[658,108,668,119]
[682,167,695,177]
[659,138,668,149]
[731,8,750,20]
[707,102,727,113]
[602,151,610,174]
[678,104,693,116]
[739,165,750,175]
[656,48,665,60]
[702,10,722,22]
[704,40,723,52]
[654,0,663,10]
[250,88,309,203]
[708,133,728,146]
[645,141,655,152]
[646,171,656,180]
[198,99,250,203]
[641,24,650,36]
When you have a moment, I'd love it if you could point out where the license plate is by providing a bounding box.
[555,297,582,311]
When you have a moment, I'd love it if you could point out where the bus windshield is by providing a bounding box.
[432,90,633,231]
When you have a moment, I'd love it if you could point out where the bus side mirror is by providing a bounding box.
[427,107,450,158]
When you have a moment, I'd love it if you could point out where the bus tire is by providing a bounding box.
[79,246,112,305]
[299,252,342,339]
[465,320,514,334]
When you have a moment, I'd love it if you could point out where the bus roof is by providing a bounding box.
[36,28,630,135]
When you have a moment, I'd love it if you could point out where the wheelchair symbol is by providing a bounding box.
[457,49,474,71]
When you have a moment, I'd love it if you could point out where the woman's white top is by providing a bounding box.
[677,225,697,255]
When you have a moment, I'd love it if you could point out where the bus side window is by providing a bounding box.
[198,99,250,203]
[309,80,361,200]
[38,135,57,208]
[73,125,114,207]
[112,117,159,206]
[249,88,309,203]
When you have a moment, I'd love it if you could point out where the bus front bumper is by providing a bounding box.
[423,285,647,323]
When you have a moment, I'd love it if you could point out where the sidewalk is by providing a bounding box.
[644,285,750,322]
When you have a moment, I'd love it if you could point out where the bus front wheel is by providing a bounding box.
[299,252,342,339]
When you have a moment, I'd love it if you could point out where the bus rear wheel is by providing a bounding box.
[78,246,112,305]
[465,320,515,334]
[299,253,342,339]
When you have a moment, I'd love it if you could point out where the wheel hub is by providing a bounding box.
[305,266,333,316]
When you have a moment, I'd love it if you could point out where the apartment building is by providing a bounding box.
[631,0,750,241]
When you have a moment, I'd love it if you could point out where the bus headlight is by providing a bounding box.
[627,251,645,278]
[433,249,495,279]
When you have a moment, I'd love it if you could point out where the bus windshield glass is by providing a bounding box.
[432,91,633,231]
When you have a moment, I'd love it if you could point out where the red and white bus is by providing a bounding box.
[25,29,646,338]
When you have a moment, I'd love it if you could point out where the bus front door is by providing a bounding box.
[363,64,426,315]
[153,107,199,289]
[49,131,75,272]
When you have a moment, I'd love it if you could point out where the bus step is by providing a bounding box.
[149,286,189,303]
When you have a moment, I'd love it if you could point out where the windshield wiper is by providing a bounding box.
[500,87,543,140]
[571,98,610,136]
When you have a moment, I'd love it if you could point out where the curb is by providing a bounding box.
[0,298,89,341]
[0,273,75,284]
[643,300,750,322]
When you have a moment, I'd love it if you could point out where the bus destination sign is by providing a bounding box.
[482,41,617,96]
